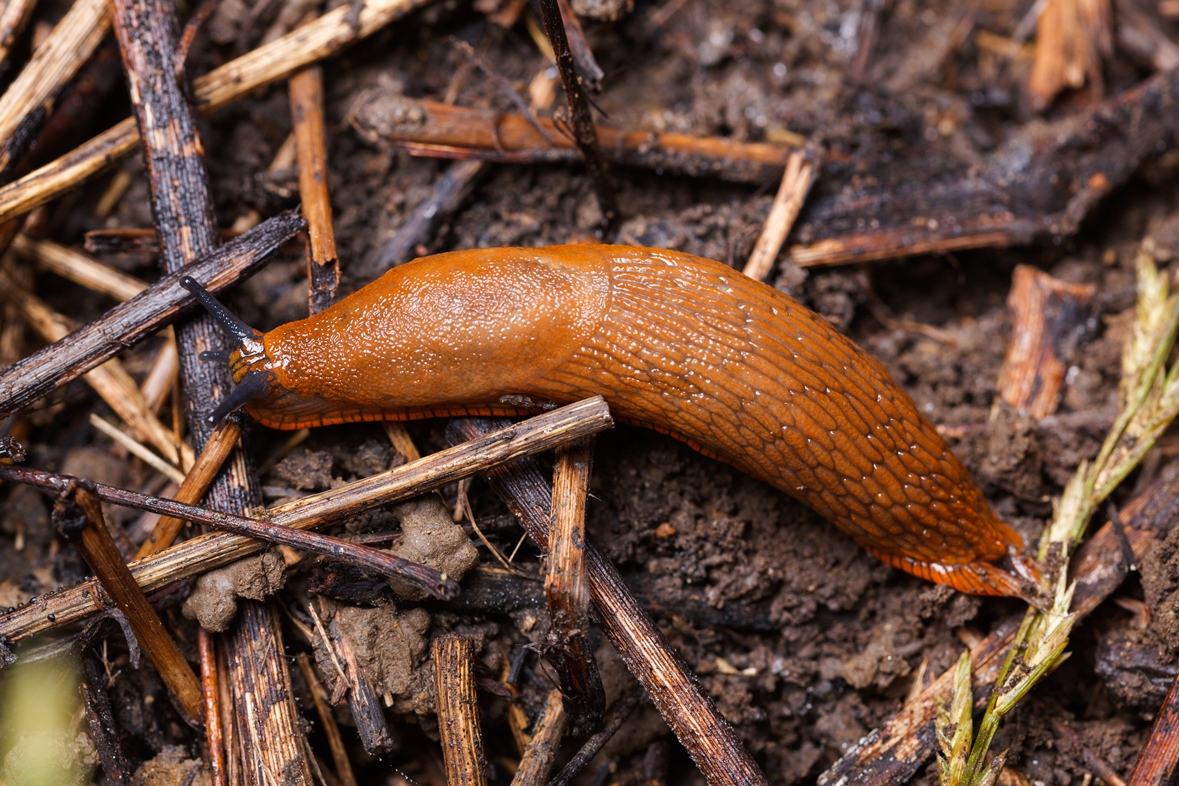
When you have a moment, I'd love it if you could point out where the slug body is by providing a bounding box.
[212,245,1029,596]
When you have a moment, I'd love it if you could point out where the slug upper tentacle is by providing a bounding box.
[183,245,1037,599]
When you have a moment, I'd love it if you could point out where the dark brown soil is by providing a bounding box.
[2,0,1178,783]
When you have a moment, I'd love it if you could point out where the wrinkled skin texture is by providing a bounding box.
[228,245,1027,595]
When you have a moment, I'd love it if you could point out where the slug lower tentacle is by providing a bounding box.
[186,245,1037,598]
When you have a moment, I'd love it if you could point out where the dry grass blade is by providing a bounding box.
[0,273,192,468]
[12,233,146,301]
[0,0,111,177]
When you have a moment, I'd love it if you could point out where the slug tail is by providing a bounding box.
[868,545,1045,603]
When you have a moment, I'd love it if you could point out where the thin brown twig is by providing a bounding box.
[511,688,567,786]
[0,463,461,600]
[289,64,340,315]
[547,685,644,786]
[448,418,769,786]
[350,97,799,185]
[555,0,604,91]
[198,628,228,786]
[742,150,817,282]
[536,0,617,232]
[173,0,222,89]
[0,397,613,645]
[52,479,204,726]
[134,418,242,558]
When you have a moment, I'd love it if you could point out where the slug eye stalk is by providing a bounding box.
[179,276,274,424]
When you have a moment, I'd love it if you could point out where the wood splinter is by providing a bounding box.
[546,437,606,733]
[997,265,1097,419]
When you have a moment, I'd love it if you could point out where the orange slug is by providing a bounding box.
[181,244,1035,597]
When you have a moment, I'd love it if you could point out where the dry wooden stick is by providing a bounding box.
[817,464,1179,786]
[0,274,192,468]
[0,0,434,225]
[511,688,567,786]
[997,265,1097,419]
[1128,670,1179,786]
[289,65,340,315]
[0,210,303,420]
[326,605,395,755]
[0,0,36,74]
[548,685,644,786]
[295,653,359,786]
[134,418,242,558]
[89,414,186,484]
[0,397,613,645]
[535,0,617,231]
[52,479,203,725]
[0,0,112,179]
[110,0,309,778]
[1,462,460,598]
[433,635,490,786]
[787,69,1179,269]
[742,150,817,282]
[545,438,605,732]
[199,628,228,786]
[12,234,146,301]
[447,418,769,786]
[351,98,799,186]
[222,601,312,784]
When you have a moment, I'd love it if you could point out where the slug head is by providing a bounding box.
[179,277,277,424]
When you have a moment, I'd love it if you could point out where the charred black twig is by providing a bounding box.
[535,0,618,233]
